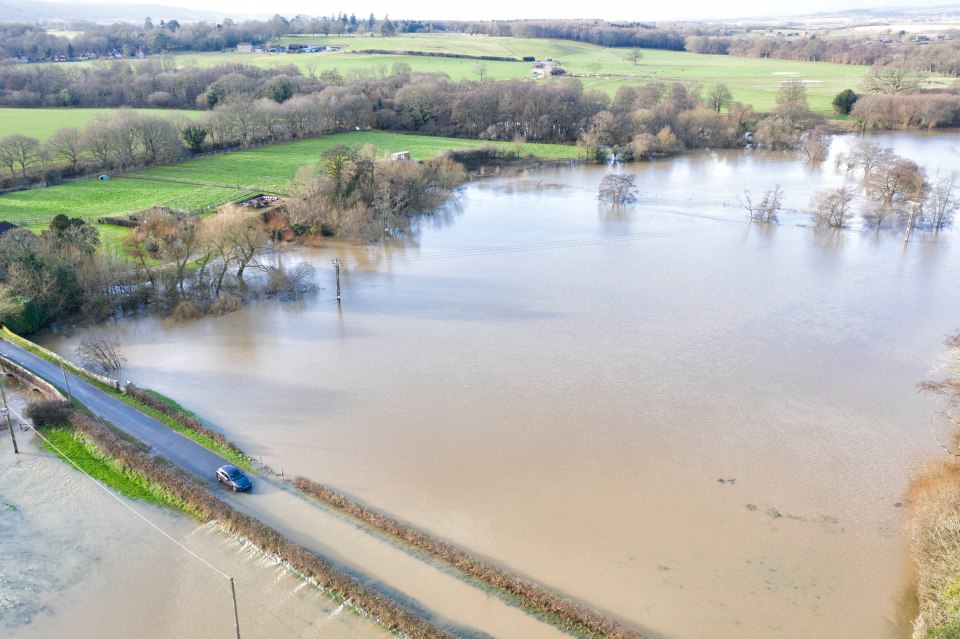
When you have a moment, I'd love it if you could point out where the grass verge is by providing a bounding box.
[38,425,197,514]
[293,476,645,639]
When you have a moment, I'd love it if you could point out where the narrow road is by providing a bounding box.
[0,338,572,639]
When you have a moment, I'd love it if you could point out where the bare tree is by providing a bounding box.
[706,84,733,114]
[865,153,927,205]
[846,140,891,176]
[0,133,41,177]
[861,60,926,95]
[738,184,783,223]
[75,336,126,374]
[587,60,602,75]
[472,63,489,81]
[44,127,84,172]
[775,79,809,119]
[811,186,857,228]
[598,174,638,204]
[624,48,644,66]
[926,171,960,231]
[800,125,832,163]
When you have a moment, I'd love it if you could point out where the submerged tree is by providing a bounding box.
[738,184,783,223]
[811,186,857,228]
[598,174,638,204]
[76,335,126,374]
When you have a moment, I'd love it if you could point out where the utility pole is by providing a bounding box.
[230,577,241,639]
[59,359,73,405]
[903,200,919,247]
[332,258,342,304]
[0,374,18,454]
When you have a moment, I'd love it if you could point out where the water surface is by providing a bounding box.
[40,131,960,638]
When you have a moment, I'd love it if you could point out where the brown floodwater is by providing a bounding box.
[0,381,387,639]
[39,131,960,638]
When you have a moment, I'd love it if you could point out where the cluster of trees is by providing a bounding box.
[850,93,960,130]
[0,58,323,108]
[0,110,188,187]
[738,141,958,231]
[285,144,466,241]
[814,141,958,230]
[0,13,401,61]
[580,77,821,161]
[0,215,134,333]
[0,204,317,333]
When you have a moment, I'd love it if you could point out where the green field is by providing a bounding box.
[0,131,576,241]
[0,108,200,141]
[135,130,578,192]
[175,34,874,113]
[0,179,245,227]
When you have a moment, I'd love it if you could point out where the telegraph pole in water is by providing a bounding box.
[332,258,342,304]
[903,200,919,247]
[0,374,18,454]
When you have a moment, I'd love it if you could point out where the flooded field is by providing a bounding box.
[37,131,960,638]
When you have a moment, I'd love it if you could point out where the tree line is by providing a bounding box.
[2,65,821,188]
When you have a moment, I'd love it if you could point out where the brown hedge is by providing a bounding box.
[124,383,243,455]
[68,412,453,639]
[293,476,646,639]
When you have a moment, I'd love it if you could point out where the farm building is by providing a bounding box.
[236,42,253,53]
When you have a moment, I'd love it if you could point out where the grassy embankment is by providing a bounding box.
[0,107,200,141]
[38,426,198,513]
[177,34,872,113]
[0,130,577,249]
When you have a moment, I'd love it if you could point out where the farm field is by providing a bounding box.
[134,130,579,192]
[0,178,246,229]
[176,34,874,113]
[0,130,576,239]
[0,108,200,141]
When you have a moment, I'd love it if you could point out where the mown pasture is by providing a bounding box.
[0,107,200,141]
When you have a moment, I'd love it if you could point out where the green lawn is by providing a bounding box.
[134,130,579,192]
[0,178,245,227]
[174,34,874,113]
[0,108,199,141]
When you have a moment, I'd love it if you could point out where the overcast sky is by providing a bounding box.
[75,0,930,22]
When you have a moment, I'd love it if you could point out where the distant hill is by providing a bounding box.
[0,0,229,23]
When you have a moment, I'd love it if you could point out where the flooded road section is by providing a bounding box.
[0,381,386,639]
[41,132,960,638]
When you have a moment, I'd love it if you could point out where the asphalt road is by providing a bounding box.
[0,338,228,488]
[0,337,575,639]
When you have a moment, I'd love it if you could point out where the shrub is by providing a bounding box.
[24,400,72,426]
[832,88,859,115]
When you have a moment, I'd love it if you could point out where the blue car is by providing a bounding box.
[216,464,252,492]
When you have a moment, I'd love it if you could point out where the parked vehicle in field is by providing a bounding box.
[216,464,252,492]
